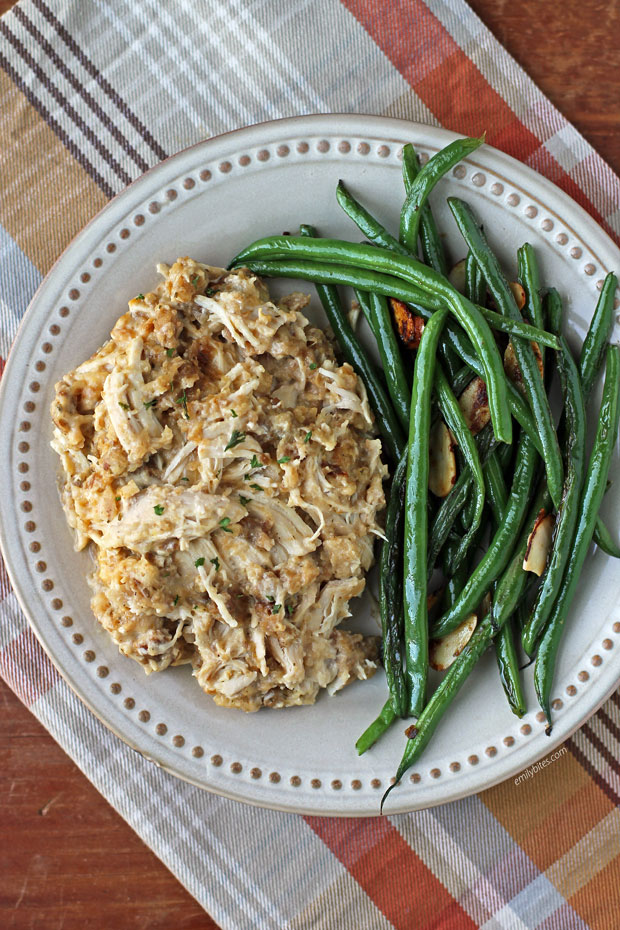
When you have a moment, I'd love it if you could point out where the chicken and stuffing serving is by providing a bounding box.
[51,257,386,711]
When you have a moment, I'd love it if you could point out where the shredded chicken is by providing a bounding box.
[51,258,385,711]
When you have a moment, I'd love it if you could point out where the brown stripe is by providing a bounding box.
[14,5,151,174]
[0,19,132,187]
[567,739,619,806]
[597,705,620,746]
[33,0,168,162]
[582,720,620,782]
[609,690,620,712]
[0,47,113,200]
[0,65,108,272]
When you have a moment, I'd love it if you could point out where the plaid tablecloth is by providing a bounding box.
[1,1,620,928]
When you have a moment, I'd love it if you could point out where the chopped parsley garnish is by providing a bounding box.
[191,274,200,286]
[136,293,145,301]
[143,398,157,408]
[175,390,189,419]
[230,409,238,418]
[173,595,179,606]
[219,517,232,532]
[194,557,205,567]
[250,483,262,492]
[153,504,165,515]
[181,476,189,482]
[206,287,217,296]
[266,595,275,603]
[271,604,282,614]
[210,557,220,571]
[309,362,317,370]
[166,347,175,358]
[285,602,295,616]
[304,431,312,443]
[277,456,291,464]
[118,401,130,410]
[115,496,121,501]
[225,429,246,451]
[239,495,250,506]
[249,454,261,469]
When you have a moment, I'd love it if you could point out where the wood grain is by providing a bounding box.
[1,1,620,928]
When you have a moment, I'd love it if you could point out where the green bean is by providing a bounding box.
[231,237,513,443]
[465,249,486,306]
[580,272,618,399]
[483,451,526,718]
[490,481,552,628]
[403,307,449,715]
[380,451,408,716]
[448,198,564,507]
[297,228,405,461]
[483,449,509,524]
[521,332,587,656]
[495,618,526,717]
[451,365,476,398]
[432,432,540,638]
[544,288,563,338]
[400,136,485,254]
[336,180,408,255]
[535,346,620,728]
[428,426,496,576]
[382,481,550,807]
[355,289,411,431]
[435,363,485,564]
[593,518,620,558]
[401,144,449,276]
[517,243,544,330]
[356,699,396,755]
[382,616,496,810]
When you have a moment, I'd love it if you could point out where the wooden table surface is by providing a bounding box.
[1,1,620,927]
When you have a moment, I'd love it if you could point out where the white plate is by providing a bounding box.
[2,115,619,816]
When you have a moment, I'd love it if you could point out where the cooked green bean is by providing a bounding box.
[580,272,618,398]
[355,289,411,431]
[465,249,486,306]
[517,243,544,330]
[297,228,405,461]
[382,480,550,808]
[356,698,396,755]
[404,308,449,715]
[432,433,539,638]
[400,136,485,254]
[495,618,526,718]
[380,451,408,716]
[435,362,486,567]
[401,143,449,276]
[483,449,509,524]
[522,332,587,656]
[448,198,563,507]
[535,346,620,728]
[593,518,620,558]
[336,180,408,255]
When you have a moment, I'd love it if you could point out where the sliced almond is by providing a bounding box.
[428,419,457,497]
[510,281,527,311]
[503,340,544,395]
[523,510,555,575]
[430,614,478,671]
[458,376,491,435]
[390,298,425,350]
[448,258,467,295]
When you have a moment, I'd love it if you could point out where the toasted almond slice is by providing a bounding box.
[428,419,457,497]
[510,281,527,311]
[523,510,555,575]
[458,376,491,435]
[390,298,425,350]
[448,258,467,294]
[430,614,478,671]
[503,340,544,395]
